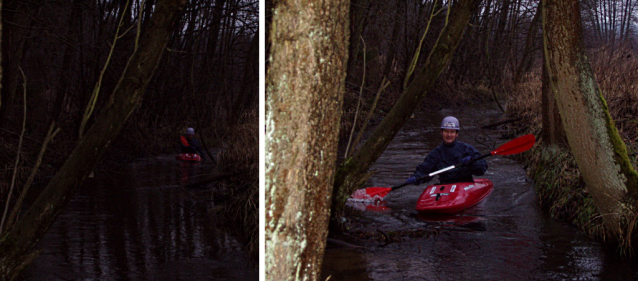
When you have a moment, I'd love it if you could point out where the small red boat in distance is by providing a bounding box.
[415,178,493,214]
[175,153,202,162]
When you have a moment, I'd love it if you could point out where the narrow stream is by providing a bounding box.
[322,103,638,280]
[20,156,257,280]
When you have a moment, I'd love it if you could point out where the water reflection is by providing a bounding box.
[21,156,256,280]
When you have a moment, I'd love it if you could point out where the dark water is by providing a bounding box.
[323,103,638,280]
[20,156,257,281]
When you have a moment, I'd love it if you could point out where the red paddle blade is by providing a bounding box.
[491,134,536,156]
[350,187,392,201]
[180,135,190,147]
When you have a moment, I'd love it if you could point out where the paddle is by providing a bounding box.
[350,134,536,200]
[181,135,190,147]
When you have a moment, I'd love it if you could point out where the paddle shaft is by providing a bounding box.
[390,152,491,192]
[365,134,535,198]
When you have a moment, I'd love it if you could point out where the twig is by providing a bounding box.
[350,77,390,157]
[344,36,366,158]
[404,2,445,90]
[484,25,505,113]
[79,0,133,137]
[0,67,28,234]
[5,123,60,230]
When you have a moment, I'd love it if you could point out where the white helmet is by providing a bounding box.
[186,127,195,135]
[440,116,460,130]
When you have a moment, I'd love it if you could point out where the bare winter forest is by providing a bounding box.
[0,0,258,279]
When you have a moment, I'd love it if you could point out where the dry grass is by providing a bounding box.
[506,44,638,255]
[217,109,258,260]
[507,45,638,143]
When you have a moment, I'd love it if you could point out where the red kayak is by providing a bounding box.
[415,178,493,214]
[175,153,202,162]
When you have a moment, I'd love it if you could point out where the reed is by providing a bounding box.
[507,44,638,255]
[216,109,258,260]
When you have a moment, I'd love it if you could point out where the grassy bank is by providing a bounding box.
[216,109,259,260]
[506,45,638,254]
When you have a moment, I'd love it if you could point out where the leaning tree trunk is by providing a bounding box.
[0,0,187,279]
[542,0,638,246]
[331,0,480,223]
[265,0,349,279]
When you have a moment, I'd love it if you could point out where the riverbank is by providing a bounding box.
[505,46,638,255]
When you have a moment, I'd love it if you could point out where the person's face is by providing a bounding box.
[441,129,458,144]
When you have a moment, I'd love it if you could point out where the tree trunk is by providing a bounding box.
[0,0,187,278]
[0,0,37,127]
[230,32,258,126]
[346,0,369,82]
[380,0,404,82]
[541,26,566,146]
[514,3,541,86]
[331,0,480,223]
[265,0,349,279]
[542,0,638,244]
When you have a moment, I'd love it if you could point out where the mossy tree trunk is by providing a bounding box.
[265,0,349,279]
[331,0,480,223]
[542,0,638,245]
[541,20,566,147]
[0,0,187,279]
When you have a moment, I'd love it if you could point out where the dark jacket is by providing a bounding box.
[180,135,205,159]
[412,140,487,184]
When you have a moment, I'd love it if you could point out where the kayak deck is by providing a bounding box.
[175,153,202,162]
[415,178,493,214]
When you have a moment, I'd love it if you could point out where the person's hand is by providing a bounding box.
[406,176,417,185]
[461,156,472,165]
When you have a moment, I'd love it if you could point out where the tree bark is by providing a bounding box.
[331,0,480,222]
[543,0,638,243]
[0,0,187,278]
[265,0,349,279]
[541,23,567,146]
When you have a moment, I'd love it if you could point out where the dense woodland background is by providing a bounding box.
[338,0,636,135]
[0,0,258,276]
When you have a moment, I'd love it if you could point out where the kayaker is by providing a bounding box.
[180,127,206,160]
[406,116,487,185]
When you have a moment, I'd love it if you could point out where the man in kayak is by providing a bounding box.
[406,116,487,185]
[180,127,206,160]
